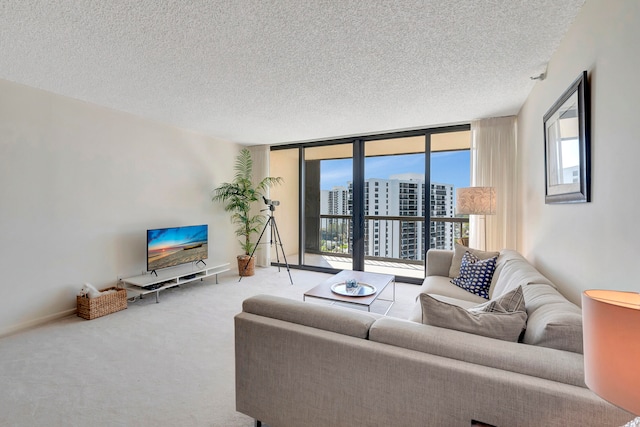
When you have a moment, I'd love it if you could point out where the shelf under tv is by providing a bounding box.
[121,262,230,303]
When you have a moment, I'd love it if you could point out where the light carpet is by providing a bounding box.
[0,267,419,427]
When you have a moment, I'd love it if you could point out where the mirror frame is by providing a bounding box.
[543,70,591,204]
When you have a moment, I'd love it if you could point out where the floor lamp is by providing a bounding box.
[582,290,640,426]
[455,187,496,251]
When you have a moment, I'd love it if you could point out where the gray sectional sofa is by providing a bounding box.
[235,247,633,426]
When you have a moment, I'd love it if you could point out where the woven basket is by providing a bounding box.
[237,255,255,277]
[77,287,127,320]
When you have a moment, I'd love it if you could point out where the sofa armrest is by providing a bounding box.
[369,317,586,388]
[426,249,454,277]
[241,294,379,338]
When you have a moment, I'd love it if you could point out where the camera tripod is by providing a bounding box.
[239,206,293,285]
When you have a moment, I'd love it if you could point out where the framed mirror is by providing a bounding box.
[543,70,590,204]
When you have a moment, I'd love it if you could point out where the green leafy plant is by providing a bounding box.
[212,148,283,256]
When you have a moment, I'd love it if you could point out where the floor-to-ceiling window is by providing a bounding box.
[270,125,470,283]
[302,143,353,269]
[362,136,426,278]
[430,130,471,250]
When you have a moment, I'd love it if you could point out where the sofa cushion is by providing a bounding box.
[369,317,587,388]
[448,243,499,278]
[420,287,527,342]
[521,284,584,354]
[490,250,554,298]
[426,249,455,277]
[451,251,497,299]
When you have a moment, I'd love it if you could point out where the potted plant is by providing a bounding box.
[212,148,282,276]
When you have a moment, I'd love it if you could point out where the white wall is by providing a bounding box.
[0,79,240,336]
[517,0,640,304]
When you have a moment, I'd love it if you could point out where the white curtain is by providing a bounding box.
[248,145,271,267]
[470,116,517,251]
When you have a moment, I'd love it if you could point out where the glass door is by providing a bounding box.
[363,136,426,279]
[302,143,353,270]
[430,131,471,250]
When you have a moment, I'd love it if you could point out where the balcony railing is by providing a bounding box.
[318,214,469,263]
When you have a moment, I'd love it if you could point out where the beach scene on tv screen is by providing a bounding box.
[147,225,208,271]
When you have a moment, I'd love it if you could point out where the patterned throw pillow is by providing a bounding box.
[448,243,499,278]
[451,251,498,299]
[468,285,525,314]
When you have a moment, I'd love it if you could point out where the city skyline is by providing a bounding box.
[320,151,470,191]
[320,173,456,259]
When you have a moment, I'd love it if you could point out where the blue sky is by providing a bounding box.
[320,151,470,191]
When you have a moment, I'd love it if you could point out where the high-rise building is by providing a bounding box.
[429,183,455,251]
[320,176,454,260]
[321,186,351,253]
[326,186,349,215]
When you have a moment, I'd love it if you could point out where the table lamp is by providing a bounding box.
[582,290,640,425]
[455,187,495,250]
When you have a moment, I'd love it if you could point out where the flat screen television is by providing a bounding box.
[147,224,208,272]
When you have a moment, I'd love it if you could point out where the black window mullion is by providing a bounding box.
[352,139,365,271]
[298,147,305,266]
[424,132,431,274]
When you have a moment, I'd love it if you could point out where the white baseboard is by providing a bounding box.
[0,308,77,339]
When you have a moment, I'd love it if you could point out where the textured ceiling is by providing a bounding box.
[0,1,584,145]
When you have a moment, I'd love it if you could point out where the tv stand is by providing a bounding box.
[121,262,230,303]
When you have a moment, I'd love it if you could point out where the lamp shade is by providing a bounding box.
[456,187,496,215]
[582,290,640,415]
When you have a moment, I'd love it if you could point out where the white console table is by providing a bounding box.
[121,262,230,303]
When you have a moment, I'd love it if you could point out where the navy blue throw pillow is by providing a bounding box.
[451,251,498,299]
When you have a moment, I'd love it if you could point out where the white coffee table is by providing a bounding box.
[303,270,395,314]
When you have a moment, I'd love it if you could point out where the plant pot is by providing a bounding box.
[237,255,255,277]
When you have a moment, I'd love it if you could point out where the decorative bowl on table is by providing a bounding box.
[330,282,377,297]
